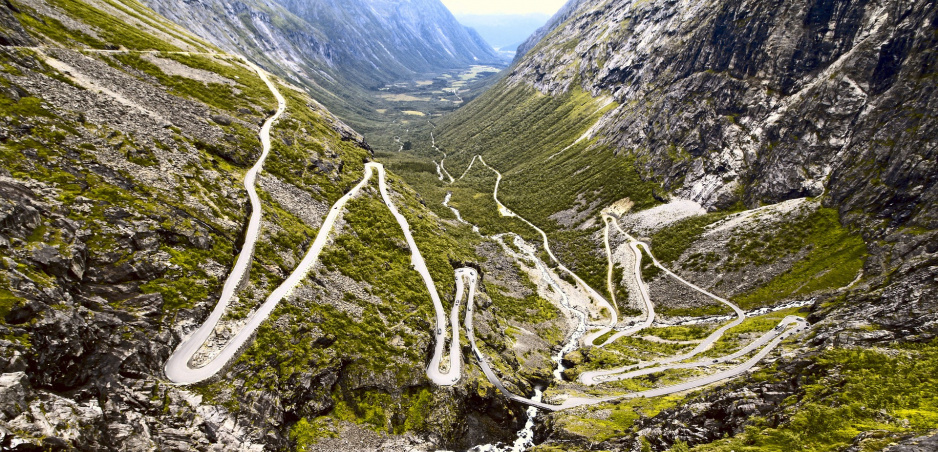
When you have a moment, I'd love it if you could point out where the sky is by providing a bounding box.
[439,0,567,16]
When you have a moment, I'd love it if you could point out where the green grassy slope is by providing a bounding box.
[0,0,553,447]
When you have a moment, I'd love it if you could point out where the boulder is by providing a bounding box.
[0,372,30,421]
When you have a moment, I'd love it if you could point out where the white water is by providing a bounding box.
[674,299,814,326]
[444,192,479,233]
[468,389,543,452]
[443,189,588,381]
[495,234,589,380]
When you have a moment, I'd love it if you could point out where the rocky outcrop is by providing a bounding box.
[452,0,938,449]
[0,176,265,450]
[141,0,505,131]
[0,0,33,47]
[880,433,938,452]
[274,0,501,84]
[508,0,937,233]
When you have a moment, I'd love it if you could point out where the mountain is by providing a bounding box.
[0,0,533,449]
[513,0,587,60]
[428,0,938,449]
[273,0,499,83]
[454,13,550,50]
[144,0,500,87]
[141,0,505,133]
[2,0,938,450]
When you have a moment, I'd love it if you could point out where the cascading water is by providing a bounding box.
[500,234,588,380]
[468,389,543,452]
[444,195,586,450]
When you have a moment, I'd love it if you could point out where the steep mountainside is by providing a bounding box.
[441,0,937,320]
[0,0,550,450]
[141,0,504,132]
[424,0,938,449]
[274,0,498,85]
[2,0,937,450]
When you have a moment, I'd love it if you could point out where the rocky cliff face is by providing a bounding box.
[0,0,532,450]
[432,0,938,450]
[448,0,938,323]
[511,0,936,228]
[274,0,499,84]
[141,0,504,125]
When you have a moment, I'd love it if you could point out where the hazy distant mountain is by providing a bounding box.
[454,13,550,51]
[146,0,500,85]
[275,0,501,83]
[139,0,503,132]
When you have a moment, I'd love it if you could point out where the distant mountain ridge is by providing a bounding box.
[454,13,550,50]
[141,0,504,128]
[273,0,500,85]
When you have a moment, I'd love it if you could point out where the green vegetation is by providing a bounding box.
[1,0,505,442]
[693,341,938,452]
[669,441,690,452]
[109,53,272,113]
[605,335,696,361]
[732,208,867,309]
[163,53,276,108]
[650,212,731,265]
[438,84,659,226]
[594,329,617,345]
[13,0,181,51]
[569,346,639,377]
[543,395,688,444]
[0,288,24,320]
[488,288,559,323]
[439,164,540,242]
[379,83,663,301]
[655,304,733,317]
[550,227,609,298]
[12,1,108,49]
[611,263,634,313]
[643,324,716,341]
[140,240,232,312]
[702,308,805,357]
[290,417,337,450]
[0,95,54,119]
[639,246,662,281]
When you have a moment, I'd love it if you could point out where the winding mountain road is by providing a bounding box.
[164,68,808,413]
[22,43,814,419]
[459,261,807,411]
[582,214,657,346]
[441,155,808,410]
[165,60,286,384]
[165,66,458,386]
[475,157,619,328]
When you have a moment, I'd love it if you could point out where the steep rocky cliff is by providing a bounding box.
[517,0,937,231]
[3,0,937,449]
[0,0,537,450]
[443,0,937,330]
[429,0,938,449]
[495,0,937,222]
[140,0,504,132]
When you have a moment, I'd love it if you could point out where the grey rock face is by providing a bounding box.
[881,433,938,452]
[509,0,937,233]
[502,0,938,449]
[0,372,29,421]
[141,0,503,93]
[0,1,33,47]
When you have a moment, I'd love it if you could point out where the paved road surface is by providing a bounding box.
[165,61,287,384]
[166,64,457,384]
[161,76,808,409]
[460,264,807,410]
